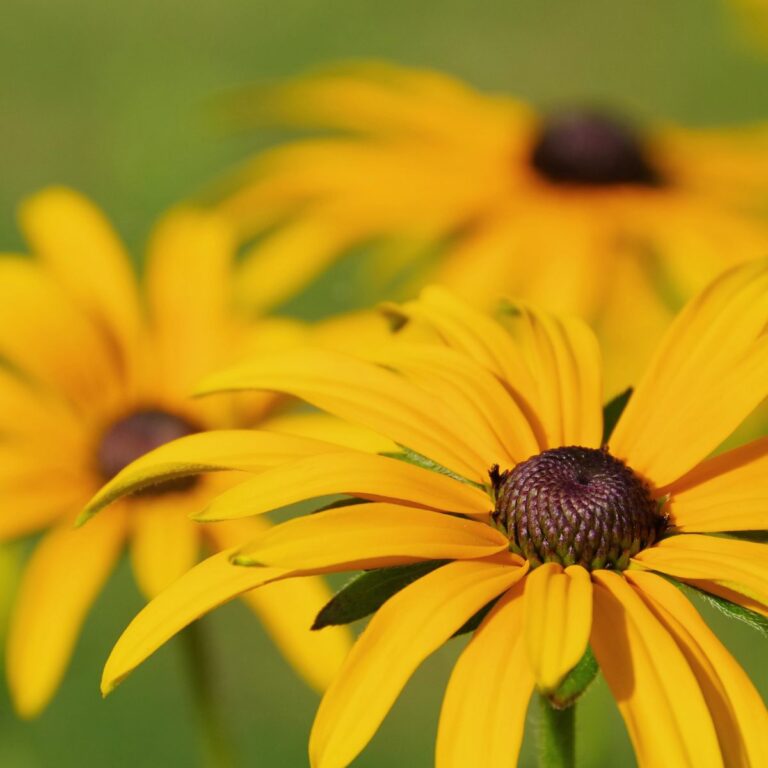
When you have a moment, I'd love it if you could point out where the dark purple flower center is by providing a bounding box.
[96,409,200,495]
[530,110,661,187]
[491,446,664,570]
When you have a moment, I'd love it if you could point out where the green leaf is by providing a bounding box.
[720,530,768,544]
[311,561,446,630]
[380,447,485,489]
[547,646,599,709]
[602,387,632,444]
[672,579,768,638]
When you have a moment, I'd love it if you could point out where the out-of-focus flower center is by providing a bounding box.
[96,409,200,495]
[491,446,664,570]
[530,110,662,187]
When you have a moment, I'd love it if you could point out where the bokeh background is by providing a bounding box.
[2,0,768,765]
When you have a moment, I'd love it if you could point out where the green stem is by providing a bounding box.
[536,694,576,768]
[182,623,237,768]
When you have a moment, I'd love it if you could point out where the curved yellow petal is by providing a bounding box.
[234,209,362,312]
[19,187,141,363]
[129,501,201,599]
[7,510,126,717]
[662,438,768,532]
[204,518,352,693]
[79,430,349,524]
[436,582,532,768]
[632,534,768,607]
[231,61,508,138]
[612,259,768,487]
[260,411,397,454]
[195,451,491,522]
[0,257,122,410]
[396,287,604,450]
[506,304,603,450]
[309,556,528,768]
[146,208,235,393]
[371,343,540,466]
[523,563,593,692]
[196,347,489,481]
[235,503,509,568]
[102,548,292,695]
[591,570,723,767]
[396,285,531,392]
[628,570,768,767]
[0,366,83,445]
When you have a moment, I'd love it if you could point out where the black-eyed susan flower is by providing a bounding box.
[84,259,768,767]
[0,187,367,718]
[216,61,768,391]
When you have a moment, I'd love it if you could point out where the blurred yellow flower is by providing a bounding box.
[217,60,768,391]
[0,187,357,718]
[87,261,768,767]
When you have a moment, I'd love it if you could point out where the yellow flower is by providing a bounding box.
[0,187,360,718]
[86,259,768,767]
[216,60,768,392]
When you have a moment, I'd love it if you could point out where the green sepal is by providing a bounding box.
[546,646,599,709]
[380,446,485,489]
[602,387,632,444]
[311,561,445,630]
[671,578,768,638]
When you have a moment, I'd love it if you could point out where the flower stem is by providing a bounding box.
[536,694,576,768]
[182,623,237,768]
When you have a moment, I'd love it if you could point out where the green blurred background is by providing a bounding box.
[1,0,768,765]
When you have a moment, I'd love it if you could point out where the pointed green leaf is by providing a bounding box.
[312,561,446,630]
[602,387,632,444]
[672,578,768,638]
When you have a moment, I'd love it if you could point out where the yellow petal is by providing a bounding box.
[204,518,352,693]
[0,257,123,410]
[662,438,768,532]
[102,548,291,695]
[0,485,84,541]
[7,510,126,717]
[370,343,540,466]
[612,259,768,487]
[523,563,593,692]
[591,570,723,767]
[436,582,532,768]
[235,502,509,568]
[196,347,489,481]
[260,411,397,454]
[129,499,201,599]
[627,570,768,767]
[0,366,83,446]
[505,304,603,450]
[195,451,491,522]
[146,208,235,393]
[234,209,362,312]
[396,285,533,394]
[19,187,141,363]
[632,534,768,607]
[233,61,507,138]
[79,430,349,524]
[309,556,528,768]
